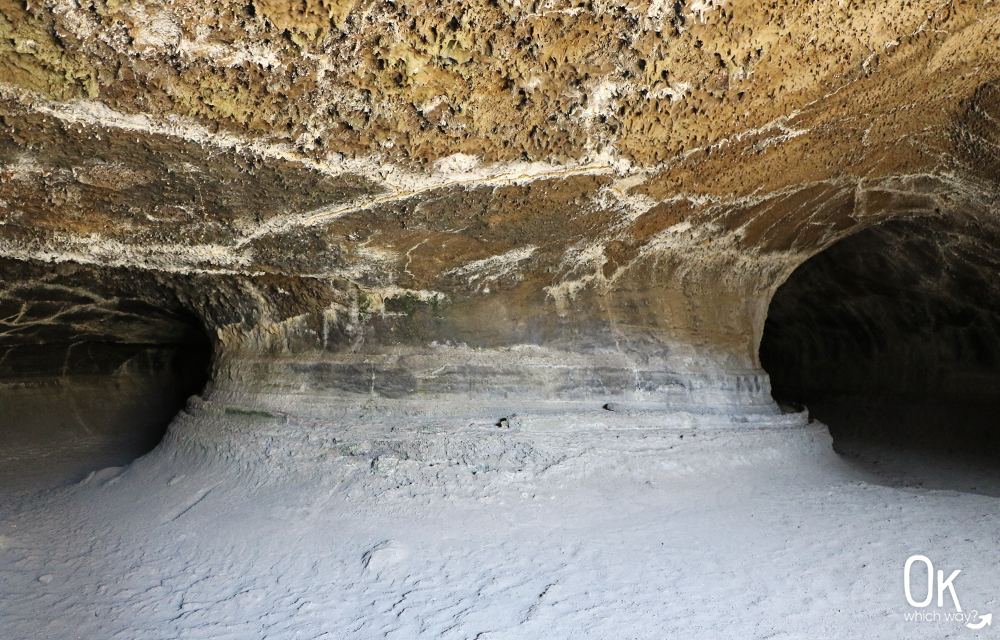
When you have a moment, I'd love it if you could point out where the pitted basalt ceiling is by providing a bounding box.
[1,0,998,276]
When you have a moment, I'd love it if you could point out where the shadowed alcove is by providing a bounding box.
[761,215,1000,466]
[0,259,212,490]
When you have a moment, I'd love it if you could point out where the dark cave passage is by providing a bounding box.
[760,216,1000,464]
[0,260,212,490]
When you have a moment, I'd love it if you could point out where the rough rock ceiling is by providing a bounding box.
[2,0,997,271]
[1,0,999,389]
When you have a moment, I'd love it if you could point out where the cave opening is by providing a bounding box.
[760,216,1000,484]
[0,260,213,492]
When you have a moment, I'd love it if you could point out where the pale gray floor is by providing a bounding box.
[2,411,999,639]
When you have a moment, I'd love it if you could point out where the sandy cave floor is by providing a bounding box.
[2,407,1000,640]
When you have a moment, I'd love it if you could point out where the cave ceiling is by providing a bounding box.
[0,0,999,360]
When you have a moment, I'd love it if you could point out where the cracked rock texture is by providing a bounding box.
[1,0,999,421]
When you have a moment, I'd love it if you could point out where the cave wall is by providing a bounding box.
[0,1,999,430]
